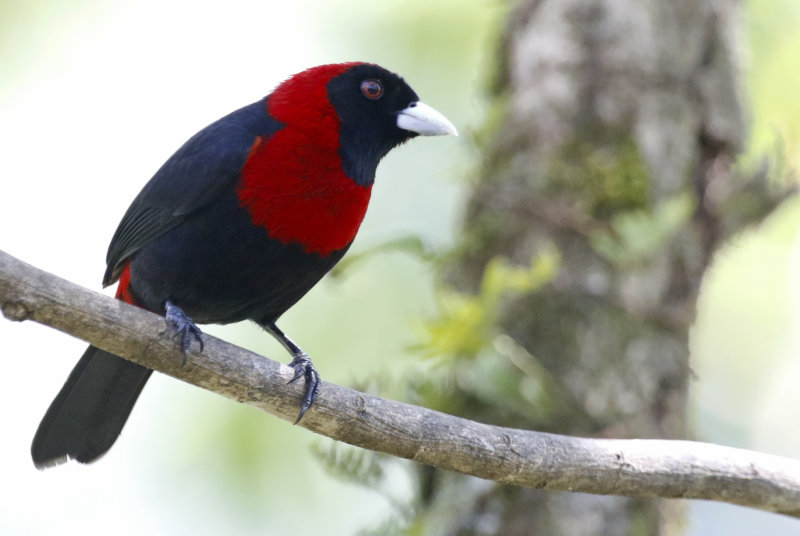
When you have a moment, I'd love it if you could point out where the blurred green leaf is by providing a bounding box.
[590,192,696,265]
[310,440,384,487]
[419,248,560,359]
[329,235,437,279]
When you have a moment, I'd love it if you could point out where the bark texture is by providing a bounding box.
[414,0,792,534]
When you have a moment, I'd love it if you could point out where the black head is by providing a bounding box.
[327,63,456,186]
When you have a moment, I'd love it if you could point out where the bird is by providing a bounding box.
[31,62,457,468]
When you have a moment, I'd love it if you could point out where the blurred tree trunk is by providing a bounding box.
[411,0,790,534]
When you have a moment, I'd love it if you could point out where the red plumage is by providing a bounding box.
[115,262,134,304]
[237,63,372,256]
[238,137,372,255]
[237,63,372,255]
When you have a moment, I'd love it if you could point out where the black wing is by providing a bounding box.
[103,99,281,285]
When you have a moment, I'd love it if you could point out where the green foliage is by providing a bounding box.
[311,440,416,536]
[745,0,800,170]
[590,192,696,265]
[310,440,384,487]
[548,136,650,219]
[450,210,508,263]
[419,248,559,359]
[359,517,410,536]
[329,235,436,279]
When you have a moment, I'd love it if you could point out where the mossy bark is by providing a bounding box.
[415,0,792,534]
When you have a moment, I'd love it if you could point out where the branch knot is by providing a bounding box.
[2,300,32,321]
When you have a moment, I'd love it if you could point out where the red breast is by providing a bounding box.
[236,63,372,257]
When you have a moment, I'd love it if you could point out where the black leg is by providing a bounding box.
[261,321,320,424]
[164,300,204,363]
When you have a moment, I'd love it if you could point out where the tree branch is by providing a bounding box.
[2,248,799,516]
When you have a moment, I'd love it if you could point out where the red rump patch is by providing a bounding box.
[237,63,373,257]
[115,262,135,304]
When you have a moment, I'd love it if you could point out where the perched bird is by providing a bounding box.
[31,62,456,468]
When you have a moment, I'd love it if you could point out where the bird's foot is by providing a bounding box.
[287,352,320,424]
[164,300,203,363]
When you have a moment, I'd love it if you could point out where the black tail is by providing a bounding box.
[31,345,152,468]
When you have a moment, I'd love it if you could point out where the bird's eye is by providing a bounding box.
[360,79,383,100]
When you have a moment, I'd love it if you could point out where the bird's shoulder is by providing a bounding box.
[103,98,282,285]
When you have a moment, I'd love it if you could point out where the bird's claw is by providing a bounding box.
[165,300,203,364]
[288,353,320,424]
